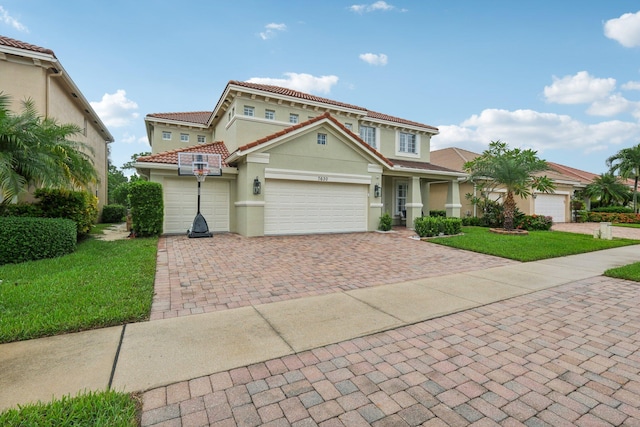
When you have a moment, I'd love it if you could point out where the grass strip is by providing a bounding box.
[0,390,139,427]
[604,262,640,282]
[0,237,158,343]
[426,226,639,262]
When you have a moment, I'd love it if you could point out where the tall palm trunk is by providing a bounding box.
[503,191,516,230]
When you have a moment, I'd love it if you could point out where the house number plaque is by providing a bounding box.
[318,176,329,182]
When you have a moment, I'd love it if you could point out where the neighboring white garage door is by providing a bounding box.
[264,180,367,235]
[163,178,229,234]
[535,194,566,223]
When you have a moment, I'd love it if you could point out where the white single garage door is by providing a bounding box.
[535,194,566,223]
[163,178,229,234]
[264,180,368,235]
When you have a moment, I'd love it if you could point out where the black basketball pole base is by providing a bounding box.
[188,179,213,238]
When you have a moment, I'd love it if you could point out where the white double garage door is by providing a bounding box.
[163,178,368,235]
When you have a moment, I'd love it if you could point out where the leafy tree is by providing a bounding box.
[0,93,97,203]
[107,163,128,204]
[121,152,151,170]
[464,140,555,230]
[584,172,631,208]
[606,143,640,213]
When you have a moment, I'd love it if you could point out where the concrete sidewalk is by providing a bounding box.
[1,245,639,411]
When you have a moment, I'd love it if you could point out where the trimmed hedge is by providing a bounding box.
[428,210,447,217]
[590,206,634,213]
[129,181,163,237]
[0,217,76,265]
[586,212,640,224]
[34,189,98,237]
[414,216,462,237]
[102,204,127,223]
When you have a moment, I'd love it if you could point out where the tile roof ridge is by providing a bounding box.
[137,141,225,162]
[0,35,56,57]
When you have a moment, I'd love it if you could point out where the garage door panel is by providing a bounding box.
[534,194,566,223]
[164,178,229,234]
[265,180,367,235]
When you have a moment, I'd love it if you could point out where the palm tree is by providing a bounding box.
[0,92,97,203]
[606,144,640,213]
[584,172,631,207]
[464,140,555,230]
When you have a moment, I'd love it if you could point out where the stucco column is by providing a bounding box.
[445,179,462,218]
[406,176,423,229]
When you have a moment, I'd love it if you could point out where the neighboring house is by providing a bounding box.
[429,147,598,223]
[136,80,465,236]
[0,35,114,212]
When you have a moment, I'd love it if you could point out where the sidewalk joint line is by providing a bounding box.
[108,324,126,389]
[251,305,296,354]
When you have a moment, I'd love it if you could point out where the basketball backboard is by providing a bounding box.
[178,152,222,177]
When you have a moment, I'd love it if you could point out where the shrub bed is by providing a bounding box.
[414,216,462,237]
[0,217,76,265]
[102,204,127,223]
[378,213,392,231]
[129,181,163,237]
[515,214,553,231]
[586,212,640,224]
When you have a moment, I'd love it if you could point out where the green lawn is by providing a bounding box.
[605,262,640,281]
[612,223,640,229]
[0,390,139,427]
[0,235,158,344]
[427,226,640,262]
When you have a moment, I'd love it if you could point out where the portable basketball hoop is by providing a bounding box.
[178,152,222,238]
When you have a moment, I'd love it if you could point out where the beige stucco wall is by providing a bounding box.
[149,123,212,154]
[0,57,110,213]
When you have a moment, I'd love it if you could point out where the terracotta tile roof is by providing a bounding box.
[146,111,212,125]
[228,80,438,132]
[234,112,393,167]
[136,141,230,167]
[390,159,464,174]
[0,35,56,57]
[546,162,598,184]
[430,147,480,172]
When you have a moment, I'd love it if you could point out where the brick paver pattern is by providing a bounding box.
[142,276,640,426]
[151,230,517,319]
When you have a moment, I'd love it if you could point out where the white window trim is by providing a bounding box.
[395,180,408,216]
[180,133,189,142]
[395,131,420,158]
[317,133,327,145]
[265,109,275,120]
[359,125,379,150]
[162,131,172,140]
[289,113,299,124]
[197,135,206,144]
[244,106,255,117]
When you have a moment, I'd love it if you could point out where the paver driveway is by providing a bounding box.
[150,229,517,320]
[141,275,640,426]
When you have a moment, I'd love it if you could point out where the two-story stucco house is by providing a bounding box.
[136,80,465,236]
[0,35,114,212]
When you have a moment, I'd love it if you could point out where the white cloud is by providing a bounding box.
[434,108,640,155]
[587,94,640,117]
[544,71,616,104]
[359,53,388,66]
[246,73,339,94]
[90,89,139,128]
[349,1,395,13]
[259,23,286,40]
[0,6,28,32]
[622,80,640,90]
[604,10,640,48]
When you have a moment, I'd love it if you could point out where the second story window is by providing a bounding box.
[180,133,189,143]
[344,123,353,131]
[317,133,327,145]
[197,135,206,144]
[289,113,299,124]
[399,132,417,153]
[244,106,255,117]
[265,110,275,120]
[359,126,377,149]
[162,131,172,140]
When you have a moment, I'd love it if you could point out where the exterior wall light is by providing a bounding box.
[374,184,381,198]
[253,176,262,195]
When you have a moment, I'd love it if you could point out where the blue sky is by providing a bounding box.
[2,1,640,175]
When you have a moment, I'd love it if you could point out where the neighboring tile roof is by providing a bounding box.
[431,147,599,185]
[136,141,230,167]
[228,80,438,132]
[0,35,56,57]
[234,112,394,167]
[146,111,212,125]
[390,159,464,174]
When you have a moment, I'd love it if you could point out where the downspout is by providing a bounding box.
[46,67,63,118]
